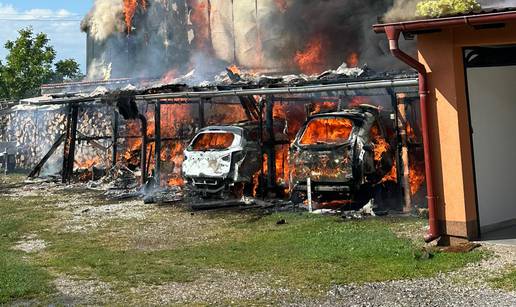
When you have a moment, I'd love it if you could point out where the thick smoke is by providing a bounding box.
[83,0,420,81]
[280,0,407,71]
[81,0,125,41]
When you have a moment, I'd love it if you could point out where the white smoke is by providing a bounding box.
[384,0,419,22]
[82,0,125,41]
[87,58,112,80]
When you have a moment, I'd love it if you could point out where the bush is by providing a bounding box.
[416,0,481,18]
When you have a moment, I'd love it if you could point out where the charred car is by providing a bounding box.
[182,123,261,197]
[289,105,395,206]
[182,120,289,197]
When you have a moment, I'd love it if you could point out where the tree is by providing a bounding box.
[1,27,56,100]
[0,27,85,101]
[416,0,481,18]
[0,60,7,99]
[52,59,84,83]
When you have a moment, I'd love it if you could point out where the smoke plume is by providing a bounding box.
[82,0,419,81]
[81,0,125,41]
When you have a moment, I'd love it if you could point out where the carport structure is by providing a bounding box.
[374,8,516,245]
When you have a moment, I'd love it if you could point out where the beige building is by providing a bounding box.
[375,9,516,244]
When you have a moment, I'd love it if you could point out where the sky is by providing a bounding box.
[0,1,94,73]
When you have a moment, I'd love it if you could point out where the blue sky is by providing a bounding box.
[0,1,94,72]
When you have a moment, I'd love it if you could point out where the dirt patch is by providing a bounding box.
[53,275,116,305]
[131,269,296,305]
[13,234,47,253]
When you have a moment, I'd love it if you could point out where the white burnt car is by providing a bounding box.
[182,125,261,196]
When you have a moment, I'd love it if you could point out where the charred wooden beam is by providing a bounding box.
[396,94,412,212]
[62,104,79,183]
[28,133,65,178]
[199,98,206,128]
[111,108,119,167]
[265,96,276,191]
[258,97,266,197]
[77,132,109,151]
[139,114,148,184]
[154,100,161,186]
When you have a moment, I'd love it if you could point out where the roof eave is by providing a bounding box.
[373,10,516,34]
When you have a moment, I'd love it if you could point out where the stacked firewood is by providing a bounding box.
[0,113,9,142]
[74,107,113,170]
[5,106,114,171]
[9,109,67,169]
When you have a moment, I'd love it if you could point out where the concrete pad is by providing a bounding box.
[482,225,516,246]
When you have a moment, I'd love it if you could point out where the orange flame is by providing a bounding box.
[294,36,327,75]
[228,65,241,75]
[310,101,338,115]
[191,132,234,151]
[123,0,147,33]
[300,118,353,145]
[346,52,360,68]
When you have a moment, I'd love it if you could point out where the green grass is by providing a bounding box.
[174,214,482,289]
[0,197,54,303]
[0,177,486,303]
[492,267,516,291]
[42,213,483,295]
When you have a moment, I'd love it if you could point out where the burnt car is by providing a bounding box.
[182,124,262,197]
[289,104,395,206]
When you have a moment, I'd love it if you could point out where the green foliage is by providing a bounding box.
[52,59,84,83]
[1,27,56,100]
[0,27,84,101]
[416,0,481,18]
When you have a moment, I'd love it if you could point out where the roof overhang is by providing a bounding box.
[373,10,516,34]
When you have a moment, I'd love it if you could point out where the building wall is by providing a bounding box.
[417,22,516,240]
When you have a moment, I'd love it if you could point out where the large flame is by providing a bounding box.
[294,36,327,75]
[300,118,353,145]
[123,0,147,33]
[192,132,234,151]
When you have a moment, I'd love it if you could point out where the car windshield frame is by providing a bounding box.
[297,116,355,147]
[190,131,238,152]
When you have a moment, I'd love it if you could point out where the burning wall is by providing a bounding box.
[82,0,413,81]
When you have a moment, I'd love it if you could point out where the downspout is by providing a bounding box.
[384,26,440,243]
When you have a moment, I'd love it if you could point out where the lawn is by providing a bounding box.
[492,267,516,291]
[0,176,486,304]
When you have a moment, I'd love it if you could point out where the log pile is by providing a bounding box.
[0,113,9,142]
[8,108,67,170]
[74,106,113,170]
[4,105,114,173]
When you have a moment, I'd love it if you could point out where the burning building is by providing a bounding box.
[80,0,412,80]
[0,0,430,212]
